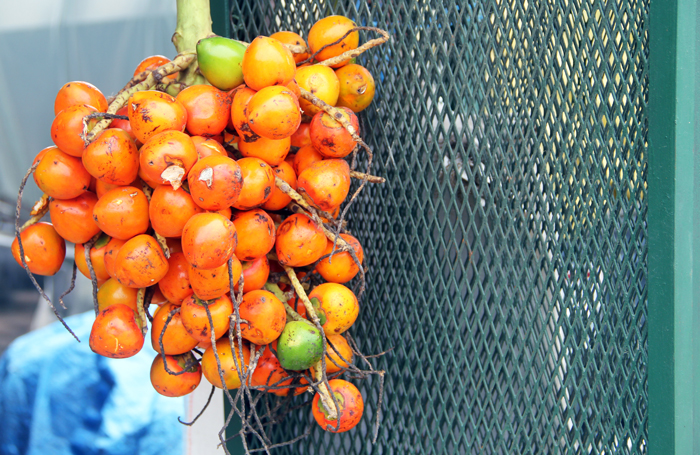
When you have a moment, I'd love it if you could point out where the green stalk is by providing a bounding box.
[172,0,213,86]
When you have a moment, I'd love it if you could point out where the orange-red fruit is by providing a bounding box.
[180,294,234,343]
[232,209,276,261]
[114,234,170,288]
[189,257,241,301]
[292,144,324,175]
[82,129,140,185]
[290,122,312,148]
[97,278,139,312]
[231,86,260,143]
[251,346,307,396]
[109,106,138,142]
[242,36,296,90]
[310,107,359,158]
[187,155,243,210]
[308,16,360,68]
[312,379,364,432]
[150,353,202,397]
[92,186,150,240]
[48,192,101,244]
[149,185,204,238]
[309,283,359,335]
[315,234,364,283]
[238,135,291,167]
[11,222,66,276]
[134,55,178,79]
[335,64,376,112]
[232,158,275,210]
[176,84,231,137]
[324,334,354,374]
[239,290,286,345]
[297,159,351,211]
[158,252,193,304]
[236,256,270,293]
[181,212,237,269]
[275,213,327,267]
[34,147,91,199]
[295,65,340,116]
[262,161,297,211]
[51,104,99,157]
[127,90,187,143]
[151,302,200,355]
[270,31,310,64]
[139,130,198,190]
[54,81,108,115]
[191,136,228,159]
[103,237,127,279]
[89,304,144,359]
[246,86,301,140]
[201,338,251,389]
[75,238,111,282]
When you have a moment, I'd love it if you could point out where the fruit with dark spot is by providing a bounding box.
[139,130,198,190]
[295,65,340,116]
[158,252,193,304]
[239,290,286,345]
[181,212,237,269]
[246,85,301,140]
[127,90,187,143]
[114,234,170,288]
[297,159,351,211]
[275,213,327,267]
[315,233,364,283]
[187,155,243,210]
[239,134,291,167]
[180,293,234,343]
[232,209,276,261]
[150,352,202,397]
[92,186,150,240]
[232,157,275,210]
[308,15,359,68]
[310,107,359,158]
[335,64,376,113]
[262,160,297,211]
[82,128,140,185]
[89,304,144,359]
[11,222,66,276]
[311,379,364,432]
[188,257,241,301]
[308,283,359,335]
[151,302,200,355]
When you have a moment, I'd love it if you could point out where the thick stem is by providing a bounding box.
[173,0,213,86]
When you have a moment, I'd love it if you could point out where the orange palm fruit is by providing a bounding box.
[297,159,351,211]
[275,213,327,267]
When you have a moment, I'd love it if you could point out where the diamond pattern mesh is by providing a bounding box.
[226,0,648,453]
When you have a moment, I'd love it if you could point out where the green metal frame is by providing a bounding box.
[648,0,700,453]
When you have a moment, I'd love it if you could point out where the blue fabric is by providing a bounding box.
[0,311,184,455]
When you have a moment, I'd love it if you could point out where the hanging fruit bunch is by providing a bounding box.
[12,0,389,452]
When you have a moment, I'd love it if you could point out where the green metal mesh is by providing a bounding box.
[227,0,648,452]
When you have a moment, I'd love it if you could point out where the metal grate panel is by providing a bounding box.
[227,0,649,452]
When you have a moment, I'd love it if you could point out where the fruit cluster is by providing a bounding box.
[12,14,384,437]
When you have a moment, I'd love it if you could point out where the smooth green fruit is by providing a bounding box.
[277,321,323,371]
[196,36,247,90]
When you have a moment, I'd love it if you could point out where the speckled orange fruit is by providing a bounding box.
[315,233,363,283]
[181,212,237,269]
[151,302,200,355]
[246,86,301,140]
[275,213,327,267]
[335,64,376,112]
[239,290,286,345]
[114,234,169,288]
[180,294,234,343]
[89,304,144,359]
[201,338,251,389]
[232,157,275,210]
[309,107,359,158]
[150,352,202,397]
[11,222,66,276]
[232,209,276,261]
[187,155,243,211]
[297,159,351,211]
[127,90,187,143]
[238,135,291,167]
[270,31,310,64]
[262,161,297,211]
[308,283,359,335]
[188,257,241,301]
[295,65,339,116]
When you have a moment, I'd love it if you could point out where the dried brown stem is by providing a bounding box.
[274,177,336,221]
[84,233,102,315]
[350,170,385,183]
[316,27,390,67]
[15,163,79,341]
[136,288,148,336]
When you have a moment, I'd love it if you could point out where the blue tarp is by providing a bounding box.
[0,311,184,455]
